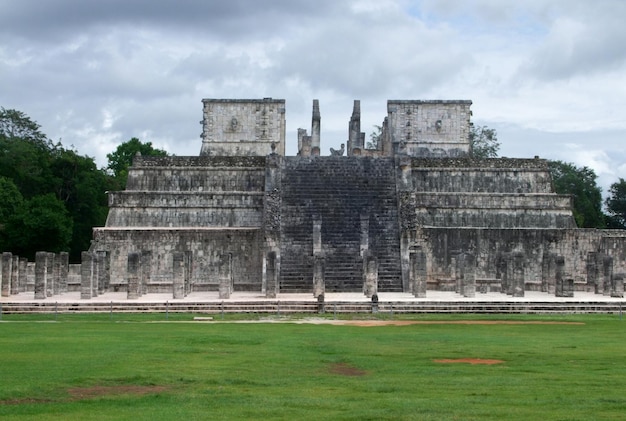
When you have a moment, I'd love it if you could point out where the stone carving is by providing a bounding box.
[330,143,345,156]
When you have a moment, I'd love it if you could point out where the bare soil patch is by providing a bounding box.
[67,385,168,400]
[434,358,504,365]
[329,362,368,376]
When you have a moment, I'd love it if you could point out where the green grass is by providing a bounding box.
[1,314,625,420]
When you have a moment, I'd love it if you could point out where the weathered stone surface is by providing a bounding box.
[172,252,185,299]
[126,252,141,299]
[84,98,626,298]
[59,252,69,294]
[363,255,378,298]
[34,252,47,299]
[2,252,12,297]
[81,252,93,300]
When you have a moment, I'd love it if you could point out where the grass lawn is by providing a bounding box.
[1,313,625,420]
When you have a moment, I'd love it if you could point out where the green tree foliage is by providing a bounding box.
[3,194,73,259]
[50,147,112,258]
[0,177,23,221]
[548,160,606,228]
[366,125,382,149]
[605,178,626,229]
[469,125,500,158]
[0,107,50,147]
[107,137,168,189]
[0,108,112,260]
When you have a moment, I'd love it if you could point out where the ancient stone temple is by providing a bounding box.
[87,98,626,299]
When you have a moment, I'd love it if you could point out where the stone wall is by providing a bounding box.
[387,100,472,157]
[200,98,286,157]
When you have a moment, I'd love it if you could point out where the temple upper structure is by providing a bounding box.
[200,98,286,157]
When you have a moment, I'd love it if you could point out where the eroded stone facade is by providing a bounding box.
[3,98,623,300]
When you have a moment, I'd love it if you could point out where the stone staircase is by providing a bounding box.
[1,300,624,315]
[279,157,402,293]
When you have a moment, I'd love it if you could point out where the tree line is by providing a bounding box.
[0,108,166,262]
[0,109,624,261]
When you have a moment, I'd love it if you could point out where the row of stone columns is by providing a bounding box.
[1,252,30,297]
[1,251,70,299]
[80,251,110,299]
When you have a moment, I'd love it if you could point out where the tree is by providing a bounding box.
[469,125,500,158]
[3,194,73,259]
[0,107,51,148]
[107,137,168,189]
[50,147,110,260]
[548,160,605,228]
[605,178,626,229]
[366,125,382,149]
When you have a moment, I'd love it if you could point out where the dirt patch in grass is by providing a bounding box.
[329,362,368,376]
[434,358,504,365]
[67,385,168,400]
[0,385,169,406]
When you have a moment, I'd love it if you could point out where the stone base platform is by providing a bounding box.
[2,291,625,315]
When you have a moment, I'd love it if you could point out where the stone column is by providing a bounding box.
[348,100,362,155]
[81,251,94,300]
[554,256,565,297]
[10,255,19,295]
[184,251,193,296]
[172,252,185,299]
[611,273,624,298]
[1,252,12,297]
[46,252,55,297]
[312,255,325,299]
[126,252,141,300]
[360,212,369,258]
[511,252,525,297]
[410,250,427,298]
[34,252,47,299]
[265,251,278,299]
[559,278,575,298]
[59,252,69,294]
[18,257,28,293]
[602,256,613,297]
[310,99,321,156]
[462,253,476,298]
[363,255,378,298]
[586,252,598,293]
[52,254,61,296]
[95,251,108,295]
[218,253,232,299]
[542,251,556,294]
[141,250,152,296]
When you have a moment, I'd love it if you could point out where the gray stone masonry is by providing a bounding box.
[603,256,614,297]
[46,253,54,297]
[461,253,476,298]
[612,273,625,298]
[312,256,325,298]
[2,252,12,297]
[59,252,69,294]
[126,252,141,299]
[200,98,286,157]
[218,253,232,299]
[172,252,185,299]
[363,255,378,298]
[10,255,19,295]
[18,257,27,293]
[81,251,93,300]
[410,250,427,298]
[83,98,626,298]
[34,252,47,299]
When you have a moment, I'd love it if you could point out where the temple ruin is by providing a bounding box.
[2,98,625,301]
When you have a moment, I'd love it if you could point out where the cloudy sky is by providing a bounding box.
[2,0,625,193]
